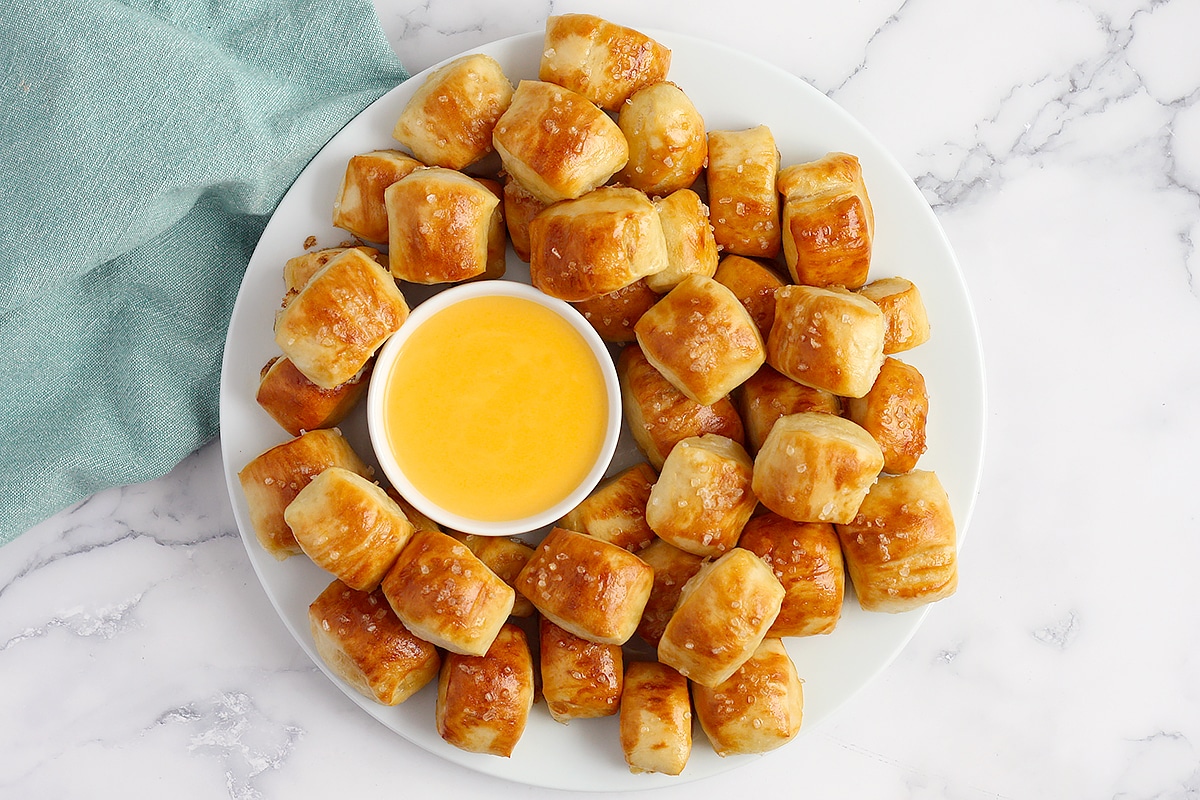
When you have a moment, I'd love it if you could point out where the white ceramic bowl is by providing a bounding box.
[366,280,621,537]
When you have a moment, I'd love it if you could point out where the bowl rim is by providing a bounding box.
[366,280,621,536]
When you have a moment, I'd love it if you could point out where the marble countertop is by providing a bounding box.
[5,0,1199,796]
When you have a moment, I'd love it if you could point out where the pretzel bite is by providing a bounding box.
[447,533,536,618]
[282,246,382,297]
[617,343,745,470]
[777,152,874,288]
[474,175,504,202]
[712,254,787,340]
[635,275,765,406]
[572,279,661,343]
[539,14,671,111]
[514,527,653,645]
[619,661,692,775]
[857,276,931,354]
[738,513,844,637]
[558,462,658,552]
[274,248,409,389]
[735,364,841,455]
[385,487,442,533]
[473,177,508,282]
[284,467,414,591]
[844,357,929,474]
[617,81,706,196]
[256,355,371,437]
[237,429,371,560]
[492,79,628,204]
[835,470,957,612]
[501,175,547,262]
[539,617,624,723]
[647,188,719,294]
[308,579,440,705]
[332,150,425,243]
[645,435,756,557]
[766,284,886,398]
[529,186,668,301]
[385,167,503,284]
[436,623,534,757]
[381,529,515,656]
[751,412,884,524]
[706,125,781,258]
[634,538,705,647]
[391,53,514,170]
[657,548,784,687]
[692,638,803,756]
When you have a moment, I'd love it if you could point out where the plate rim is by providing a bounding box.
[219,25,987,791]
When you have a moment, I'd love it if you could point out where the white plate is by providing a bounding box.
[220,28,986,791]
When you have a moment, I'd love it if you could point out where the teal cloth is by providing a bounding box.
[0,0,409,541]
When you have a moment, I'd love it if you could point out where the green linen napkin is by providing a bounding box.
[0,0,409,541]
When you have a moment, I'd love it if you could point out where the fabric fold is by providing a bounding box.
[0,0,409,540]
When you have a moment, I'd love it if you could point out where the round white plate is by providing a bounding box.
[220,28,986,791]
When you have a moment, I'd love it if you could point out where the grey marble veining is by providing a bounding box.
[3,0,1199,797]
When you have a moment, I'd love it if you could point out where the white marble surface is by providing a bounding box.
[4,0,1199,796]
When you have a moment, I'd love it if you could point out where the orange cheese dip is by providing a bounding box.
[382,294,609,522]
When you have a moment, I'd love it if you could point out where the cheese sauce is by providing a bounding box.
[382,294,609,522]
